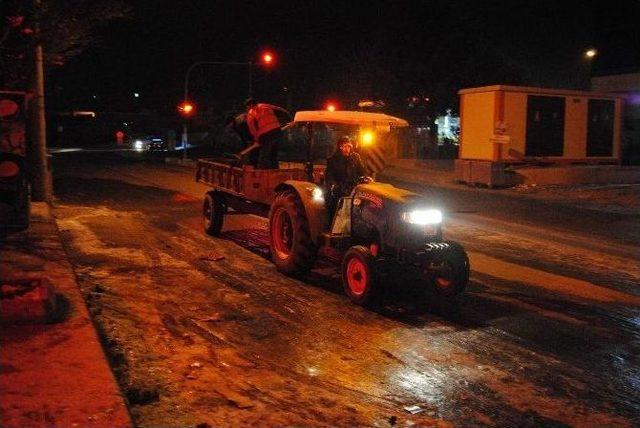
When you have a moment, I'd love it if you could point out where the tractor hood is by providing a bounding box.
[351,182,443,253]
[354,182,423,206]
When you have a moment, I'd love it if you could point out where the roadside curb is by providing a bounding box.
[0,202,132,428]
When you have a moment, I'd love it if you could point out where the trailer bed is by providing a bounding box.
[196,159,324,205]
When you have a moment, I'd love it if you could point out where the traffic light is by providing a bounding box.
[261,51,274,65]
[178,101,195,116]
[325,101,338,112]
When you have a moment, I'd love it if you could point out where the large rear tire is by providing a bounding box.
[342,245,378,306]
[427,242,469,297]
[203,192,225,236]
[269,191,317,275]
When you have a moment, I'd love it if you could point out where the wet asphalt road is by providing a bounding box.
[51,153,640,427]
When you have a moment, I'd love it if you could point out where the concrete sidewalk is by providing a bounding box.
[1,203,131,428]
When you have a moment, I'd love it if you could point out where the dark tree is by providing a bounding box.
[1,0,131,89]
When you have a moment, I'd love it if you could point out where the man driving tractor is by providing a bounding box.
[325,136,367,223]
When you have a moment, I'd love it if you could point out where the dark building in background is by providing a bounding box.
[591,0,640,164]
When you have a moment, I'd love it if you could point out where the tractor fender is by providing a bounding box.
[274,180,326,245]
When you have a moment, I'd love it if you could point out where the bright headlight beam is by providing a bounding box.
[403,209,442,225]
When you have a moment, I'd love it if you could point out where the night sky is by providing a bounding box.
[45,0,640,116]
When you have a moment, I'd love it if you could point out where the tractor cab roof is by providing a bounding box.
[293,110,409,130]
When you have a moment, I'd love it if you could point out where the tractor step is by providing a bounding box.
[320,232,351,250]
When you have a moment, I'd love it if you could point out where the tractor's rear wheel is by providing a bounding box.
[203,192,225,236]
[269,191,317,275]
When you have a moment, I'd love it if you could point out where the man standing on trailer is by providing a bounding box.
[245,98,286,169]
[226,113,258,167]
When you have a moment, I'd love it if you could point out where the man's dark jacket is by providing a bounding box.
[325,151,366,195]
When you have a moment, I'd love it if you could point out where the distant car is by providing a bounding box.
[130,135,166,152]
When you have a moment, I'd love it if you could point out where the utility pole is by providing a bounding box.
[31,0,51,202]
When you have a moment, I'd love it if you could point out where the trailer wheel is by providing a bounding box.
[427,242,469,297]
[269,191,317,275]
[342,245,378,306]
[203,192,225,236]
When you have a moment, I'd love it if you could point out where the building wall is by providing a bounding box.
[563,97,588,158]
[459,91,495,160]
[591,73,640,165]
[591,73,640,93]
[503,92,527,159]
[459,85,623,162]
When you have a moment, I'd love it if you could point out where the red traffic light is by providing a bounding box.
[178,101,195,116]
[325,101,338,112]
[261,51,274,65]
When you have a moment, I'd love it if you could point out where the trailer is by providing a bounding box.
[196,160,325,232]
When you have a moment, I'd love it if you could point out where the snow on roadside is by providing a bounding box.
[509,183,640,215]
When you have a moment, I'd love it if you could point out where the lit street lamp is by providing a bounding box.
[178,101,195,116]
[581,48,599,89]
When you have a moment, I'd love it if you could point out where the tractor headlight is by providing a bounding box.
[402,209,442,225]
[311,187,324,202]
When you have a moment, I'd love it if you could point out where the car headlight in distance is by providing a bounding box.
[134,140,144,151]
[402,209,442,225]
[311,187,324,202]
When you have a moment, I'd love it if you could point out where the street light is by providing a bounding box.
[178,101,195,116]
[581,48,599,89]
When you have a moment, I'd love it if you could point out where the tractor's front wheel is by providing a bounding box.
[426,242,469,297]
[342,245,378,306]
[269,191,317,275]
